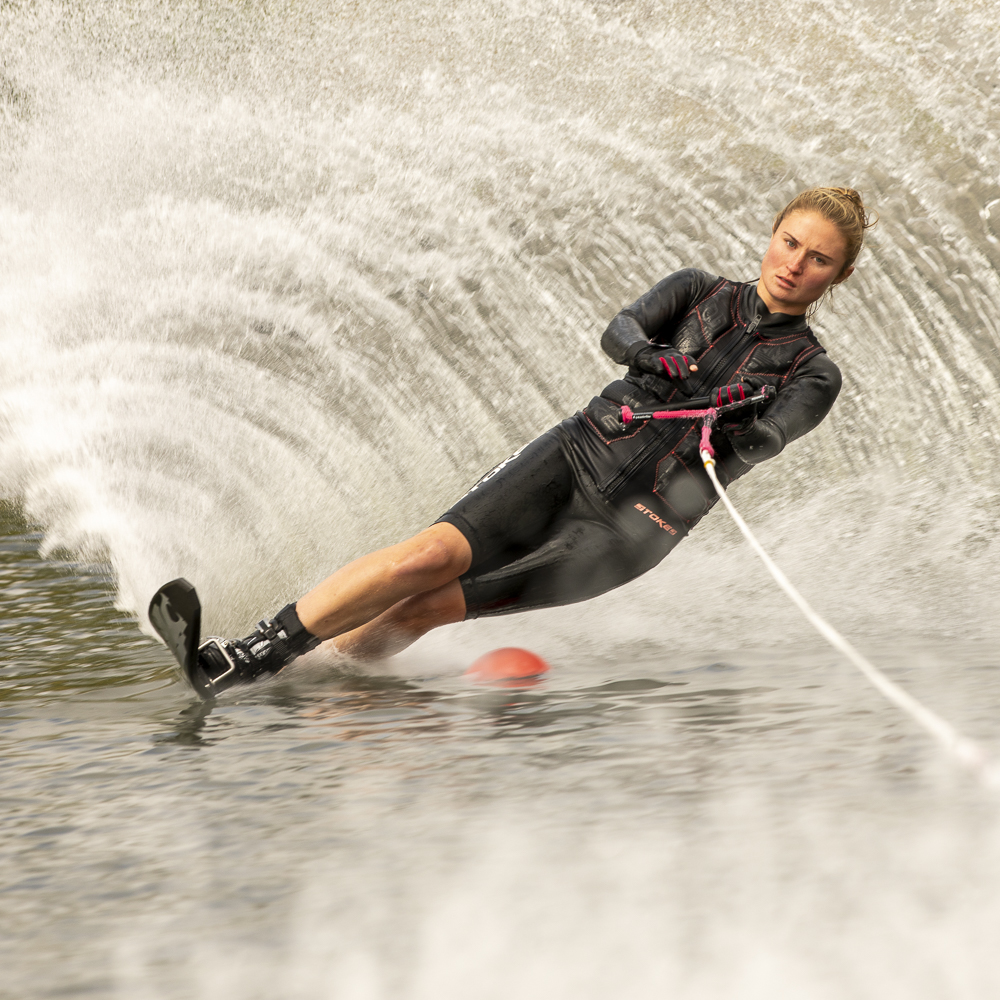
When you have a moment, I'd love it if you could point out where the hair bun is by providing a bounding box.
[831,187,869,221]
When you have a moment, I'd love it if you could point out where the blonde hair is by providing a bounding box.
[773,187,877,277]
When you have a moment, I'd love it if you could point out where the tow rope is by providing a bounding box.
[621,389,996,786]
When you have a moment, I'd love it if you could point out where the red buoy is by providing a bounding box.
[464,647,550,686]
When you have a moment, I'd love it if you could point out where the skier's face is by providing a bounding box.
[757,210,852,315]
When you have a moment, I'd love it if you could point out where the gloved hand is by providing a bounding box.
[710,382,755,408]
[627,344,698,382]
[715,378,770,435]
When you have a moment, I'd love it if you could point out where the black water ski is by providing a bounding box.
[148,578,205,694]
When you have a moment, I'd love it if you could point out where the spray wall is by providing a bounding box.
[2,0,999,648]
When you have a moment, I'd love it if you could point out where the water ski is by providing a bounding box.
[148,578,212,699]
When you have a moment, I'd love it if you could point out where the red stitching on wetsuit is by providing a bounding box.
[682,278,731,347]
[731,342,761,379]
[654,482,686,524]
[733,281,745,330]
[779,345,824,387]
[648,279,728,361]
[754,334,813,345]
[690,327,733,369]
[656,460,710,524]
[583,410,646,445]
[652,422,707,520]
[686,284,746,370]
[731,336,822,382]
[695,303,707,341]
[734,343,821,388]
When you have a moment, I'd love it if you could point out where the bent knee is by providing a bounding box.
[392,527,470,581]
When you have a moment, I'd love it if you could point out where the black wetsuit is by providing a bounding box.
[438,268,842,617]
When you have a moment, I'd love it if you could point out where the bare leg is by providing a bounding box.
[331,578,467,660]
[294,522,472,641]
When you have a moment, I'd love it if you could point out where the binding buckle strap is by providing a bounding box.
[273,604,322,655]
[197,637,239,686]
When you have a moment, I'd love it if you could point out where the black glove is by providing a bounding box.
[627,343,698,382]
[715,378,770,435]
[710,382,755,408]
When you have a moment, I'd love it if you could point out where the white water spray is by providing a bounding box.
[1,0,999,652]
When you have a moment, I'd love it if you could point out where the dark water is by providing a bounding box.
[3,1,1000,996]
[5,498,1000,998]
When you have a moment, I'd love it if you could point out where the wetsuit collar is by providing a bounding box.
[741,283,809,335]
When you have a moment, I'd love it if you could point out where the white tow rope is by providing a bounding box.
[701,449,997,787]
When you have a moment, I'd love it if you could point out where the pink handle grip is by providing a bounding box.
[618,404,720,460]
[699,421,715,458]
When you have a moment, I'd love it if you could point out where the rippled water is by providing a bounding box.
[5,493,1000,998]
[3,0,1000,996]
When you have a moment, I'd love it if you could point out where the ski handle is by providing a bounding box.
[621,383,776,424]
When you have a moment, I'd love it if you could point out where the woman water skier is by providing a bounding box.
[190,187,875,695]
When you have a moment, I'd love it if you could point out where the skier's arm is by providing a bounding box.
[727,354,842,465]
[601,268,721,363]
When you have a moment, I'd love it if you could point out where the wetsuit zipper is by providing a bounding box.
[696,312,761,393]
